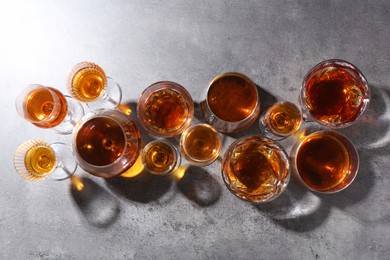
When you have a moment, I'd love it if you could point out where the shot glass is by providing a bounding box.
[222,136,290,203]
[180,123,222,166]
[142,139,181,176]
[300,59,370,128]
[259,101,302,140]
[200,72,260,133]
[290,130,359,193]
[137,81,194,137]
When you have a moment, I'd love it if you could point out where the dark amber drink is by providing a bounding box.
[301,60,370,128]
[73,110,141,178]
[201,73,260,133]
[67,62,107,102]
[294,131,359,193]
[142,140,180,175]
[21,86,68,128]
[180,124,222,166]
[138,81,194,137]
[222,136,290,203]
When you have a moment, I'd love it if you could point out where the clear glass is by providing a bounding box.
[67,61,122,110]
[222,136,290,203]
[200,72,260,133]
[290,130,359,193]
[72,109,141,178]
[137,81,194,137]
[259,101,302,140]
[300,59,370,128]
[142,139,181,176]
[180,123,222,166]
[14,139,77,181]
[15,84,84,135]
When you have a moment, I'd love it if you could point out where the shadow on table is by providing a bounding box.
[70,176,121,228]
[176,165,222,207]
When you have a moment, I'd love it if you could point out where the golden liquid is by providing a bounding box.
[180,124,221,164]
[143,89,189,134]
[267,102,301,135]
[305,65,365,125]
[143,141,176,174]
[207,73,258,122]
[224,141,285,198]
[24,87,68,128]
[24,145,56,177]
[297,132,351,191]
[70,63,107,102]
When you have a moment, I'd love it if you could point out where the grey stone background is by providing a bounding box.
[0,0,389,259]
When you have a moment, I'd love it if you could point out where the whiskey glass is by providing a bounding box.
[180,123,222,166]
[137,81,194,137]
[67,61,122,110]
[142,139,181,176]
[290,130,359,193]
[200,72,260,133]
[14,139,77,181]
[15,84,84,134]
[72,109,141,178]
[222,136,290,203]
[300,59,370,128]
[259,101,302,140]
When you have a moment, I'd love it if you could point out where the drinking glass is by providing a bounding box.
[67,61,122,110]
[15,84,84,134]
[72,109,141,178]
[14,139,77,181]
[290,130,359,193]
[200,72,260,133]
[142,139,181,176]
[259,101,302,140]
[180,123,222,166]
[137,81,194,137]
[300,59,370,128]
[222,136,290,203]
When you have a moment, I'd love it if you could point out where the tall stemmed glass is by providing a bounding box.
[15,84,84,134]
[67,61,122,110]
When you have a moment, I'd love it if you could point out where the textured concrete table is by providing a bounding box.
[1,0,389,259]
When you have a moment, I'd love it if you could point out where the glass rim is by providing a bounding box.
[222,135,290,203]
[301,59,370,129]
[72,110,140,170]
[179,123,222,165]
[294,130,360,193]
[137,80,194,137]
[205,72,260,124]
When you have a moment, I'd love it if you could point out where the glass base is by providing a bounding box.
[49,143,77,181]
[53,96,85,135]
[87,77,122,110]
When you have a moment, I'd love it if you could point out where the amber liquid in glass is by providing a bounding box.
[76,117,125,166]
[143,89,189,134]
[70,63,107,102]
[24,87,68,128]
[25,144,56,177]
[180,124,221,164]
[208,74,258,122]
[143,141,176,174]
[296,132,351,191]
[225,144,282,196]
[305,66,365,125]
[267,102,301,135]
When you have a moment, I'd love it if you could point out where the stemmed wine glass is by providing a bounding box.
[14,139,77,181]
[67,61,122,110]
[15,84,85,135]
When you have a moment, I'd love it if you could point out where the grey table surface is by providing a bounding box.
[1,0,389,259]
